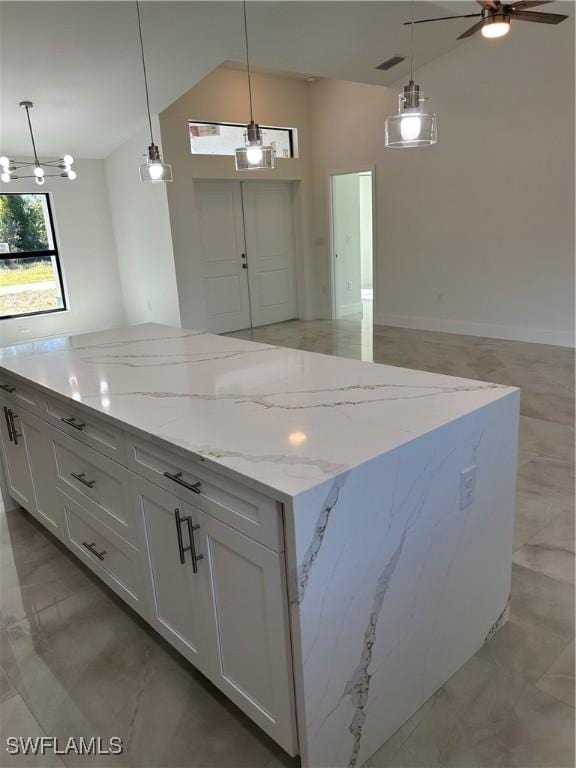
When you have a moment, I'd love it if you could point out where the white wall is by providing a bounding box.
[310,21,574,346]
[0,160,125,345]
[105,117,181,327]
[159,66,316,331]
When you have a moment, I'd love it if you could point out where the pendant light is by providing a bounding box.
[385,1,437,149]
[136,1,172,183]
[235,0,274,171]
[1,102,76,184]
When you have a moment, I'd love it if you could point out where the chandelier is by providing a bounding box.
[0,101,77,185]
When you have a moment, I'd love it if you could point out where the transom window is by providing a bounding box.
[0,193,67,320]
[189,121,295,159]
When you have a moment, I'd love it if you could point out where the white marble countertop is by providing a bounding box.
[0,323,517,499]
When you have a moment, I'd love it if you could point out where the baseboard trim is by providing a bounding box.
[338,302,363,318]
[374,313,575,348]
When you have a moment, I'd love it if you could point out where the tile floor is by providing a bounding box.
[1,318,574,768]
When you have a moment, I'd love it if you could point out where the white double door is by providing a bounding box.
[195,180,298,333]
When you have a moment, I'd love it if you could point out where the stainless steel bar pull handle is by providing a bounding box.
[164,471,202,494]
[82,541,106,561]
[3,406,14,443]
[0,384,16,393]
[61,416,86,431]
[174,509,203,573]
[8,410,20,445]
[71,472,96,489]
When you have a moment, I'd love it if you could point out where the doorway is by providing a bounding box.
[330,170,374,322]
[195,180,298,333]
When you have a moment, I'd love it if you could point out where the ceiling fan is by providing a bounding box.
[404,1,569,40]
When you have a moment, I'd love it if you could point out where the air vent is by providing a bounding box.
[376,55,405,71]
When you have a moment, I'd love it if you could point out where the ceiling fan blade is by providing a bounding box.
[507,1,553,9]
[457,18,488,38]
[512,9,569,22]
[403,13,481,25]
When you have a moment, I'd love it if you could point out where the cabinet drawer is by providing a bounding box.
[61,491,146,616]
[0,374,41,415]
[44,396,125,461]
[127,436,283,551]
[50,427,136,545]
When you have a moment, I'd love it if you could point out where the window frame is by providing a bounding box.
[188,119,296,158]
[0,192,67,321]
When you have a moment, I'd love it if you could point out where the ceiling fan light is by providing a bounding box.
[481,16,510,38]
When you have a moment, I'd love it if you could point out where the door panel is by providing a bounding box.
[242,182,298,327]
[200,512,297,755]
[22,410,61,534]
[135,479,209,674]
[331,173,363,318]
[195,181,251,333]
[0,398,36,511]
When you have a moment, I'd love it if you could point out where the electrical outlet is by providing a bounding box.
[460,466,476,510]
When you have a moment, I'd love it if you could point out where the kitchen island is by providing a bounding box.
[0,323,519,767]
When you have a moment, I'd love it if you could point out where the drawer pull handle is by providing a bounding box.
[0,384,16,394]
[71,472,96,489]
[82,541,106,561]
[164,471,202,495]
[174,508,204,573]
[61,416,86,431]
[9,411,22,444]
[3,406,14,443]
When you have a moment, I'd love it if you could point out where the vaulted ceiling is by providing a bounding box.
[0,1,571,158]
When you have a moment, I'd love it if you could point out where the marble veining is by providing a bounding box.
[0,323,516,499]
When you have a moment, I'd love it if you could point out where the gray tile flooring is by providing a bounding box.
[1,317,574,767]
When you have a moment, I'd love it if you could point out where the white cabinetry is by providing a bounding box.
[199,511,297,753]
[0,381,298,758]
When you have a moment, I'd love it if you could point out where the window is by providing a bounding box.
[189,121,295,159]
[0,193,66,320]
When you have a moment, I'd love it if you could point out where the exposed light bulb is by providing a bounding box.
[35,175,45,186]
[34,166,45,177]
[0,156,10,169]
[246,146,264,165]
[67,170,77,180]
[481,20,510,38]
[147,162,164,180]
[63,154,74,165]
[400,115,422,142]
[1,172,11,183]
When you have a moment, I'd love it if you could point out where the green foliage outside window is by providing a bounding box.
[0,194,49,253]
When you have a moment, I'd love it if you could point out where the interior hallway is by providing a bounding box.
[0,319,573,768]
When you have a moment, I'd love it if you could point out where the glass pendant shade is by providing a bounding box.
[385,82,437,148]
[235,122,274,170]
[139,143,173,183]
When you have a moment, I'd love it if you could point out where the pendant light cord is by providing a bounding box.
[409,0,415,82]
[136,0,155,145]
[24,104,40,166]
[242,0,254,123]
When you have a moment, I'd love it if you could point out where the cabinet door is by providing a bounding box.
[134,479,209,675]
[0,397,36,511]
[19,408,61,535]
[199,512,298,756]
